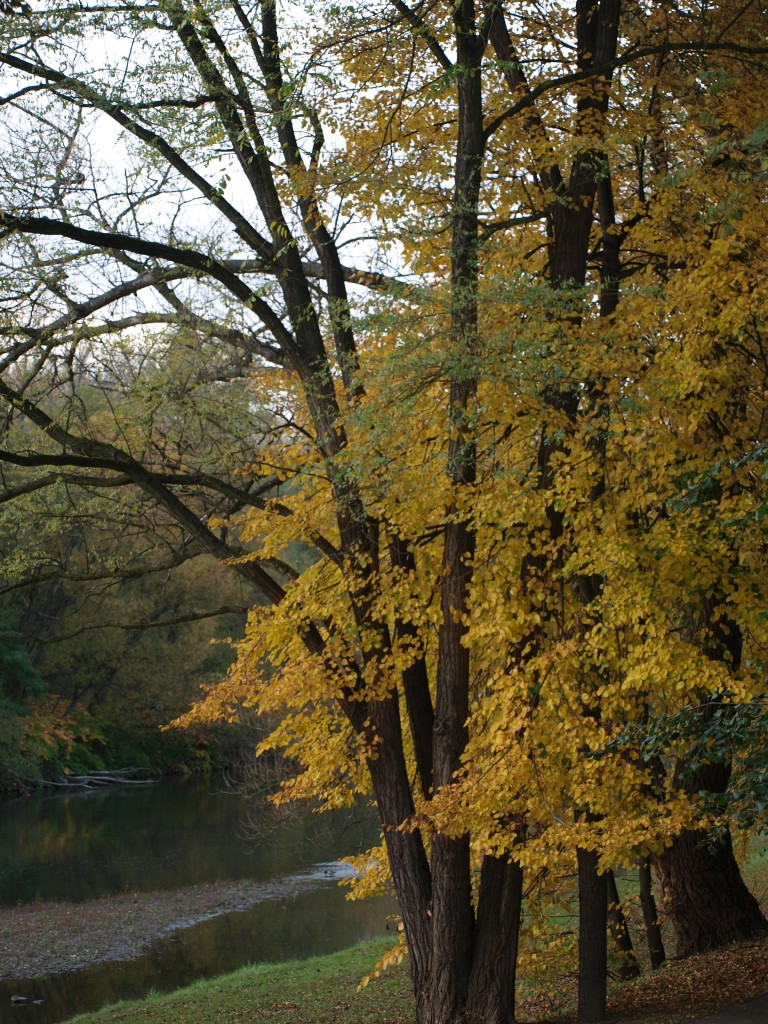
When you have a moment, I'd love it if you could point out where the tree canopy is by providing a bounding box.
[1,0,768,1020]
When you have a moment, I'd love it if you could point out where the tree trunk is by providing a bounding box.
[465,856,524,1024]
[425,835,473,1024]
[606,870,640,980]
[654,755,766,957]
[367,696,433,995]
[654,825,766,956]
[578,847,608,1023]
[638,855,666,969]
[412,854,523,1024]
[646,585,768,956]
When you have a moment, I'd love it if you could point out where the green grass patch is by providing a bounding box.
[60,859,768,1024]
[744,835,768,874]
[62,938,414,1024]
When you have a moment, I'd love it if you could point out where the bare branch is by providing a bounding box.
[0,604,251,646]
[0,50,276,263]
[0,213,297,351]
[483,37,768,137]
[388,0,454,70]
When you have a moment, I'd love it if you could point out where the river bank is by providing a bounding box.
[4,877,768,1024]
[0,874,343,979]
[44,930,768,1024]
[3,861,767,986]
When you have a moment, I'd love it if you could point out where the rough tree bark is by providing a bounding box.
[638,856,666,970]
[654,761,767,956]
[655,606,767,956]
[607,870,640,981]
[577,848,608,1024]
[413,9,525,1023]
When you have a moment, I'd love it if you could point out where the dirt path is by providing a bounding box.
[0,875,326,980]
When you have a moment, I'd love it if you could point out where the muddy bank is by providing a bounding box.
[0,873,342,980]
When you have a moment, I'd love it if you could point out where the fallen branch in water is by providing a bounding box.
[36,769,157,789]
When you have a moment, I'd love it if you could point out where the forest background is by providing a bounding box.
[1,0,768,1022]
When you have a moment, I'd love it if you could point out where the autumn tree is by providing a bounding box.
[1,1,768,1022]
[0,331,270,781]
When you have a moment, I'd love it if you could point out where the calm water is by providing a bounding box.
[0,776,394,1023]
[0,775,378,904]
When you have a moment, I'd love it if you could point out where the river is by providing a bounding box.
[0,775,395,1023]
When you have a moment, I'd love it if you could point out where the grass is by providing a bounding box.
[57,848,768,1024]
[60,939,414,1024]
[58,929,768,1024]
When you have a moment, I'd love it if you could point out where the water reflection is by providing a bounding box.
[0,777,395,1024]
[1,886,394,1024]
[0,777,376,905]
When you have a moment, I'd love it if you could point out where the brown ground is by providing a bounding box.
[516,866,768,1023]
[511,930,768,1024]
[603,934,768,1024]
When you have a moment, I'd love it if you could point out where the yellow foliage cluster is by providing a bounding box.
[171,0,768,976]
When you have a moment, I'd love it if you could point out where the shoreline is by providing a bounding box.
[0,875,335,981]
[4,882,768,1024]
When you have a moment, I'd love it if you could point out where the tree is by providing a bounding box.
[0,597,48,789]
[0,361,266,783]
[2,2,768,1022]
